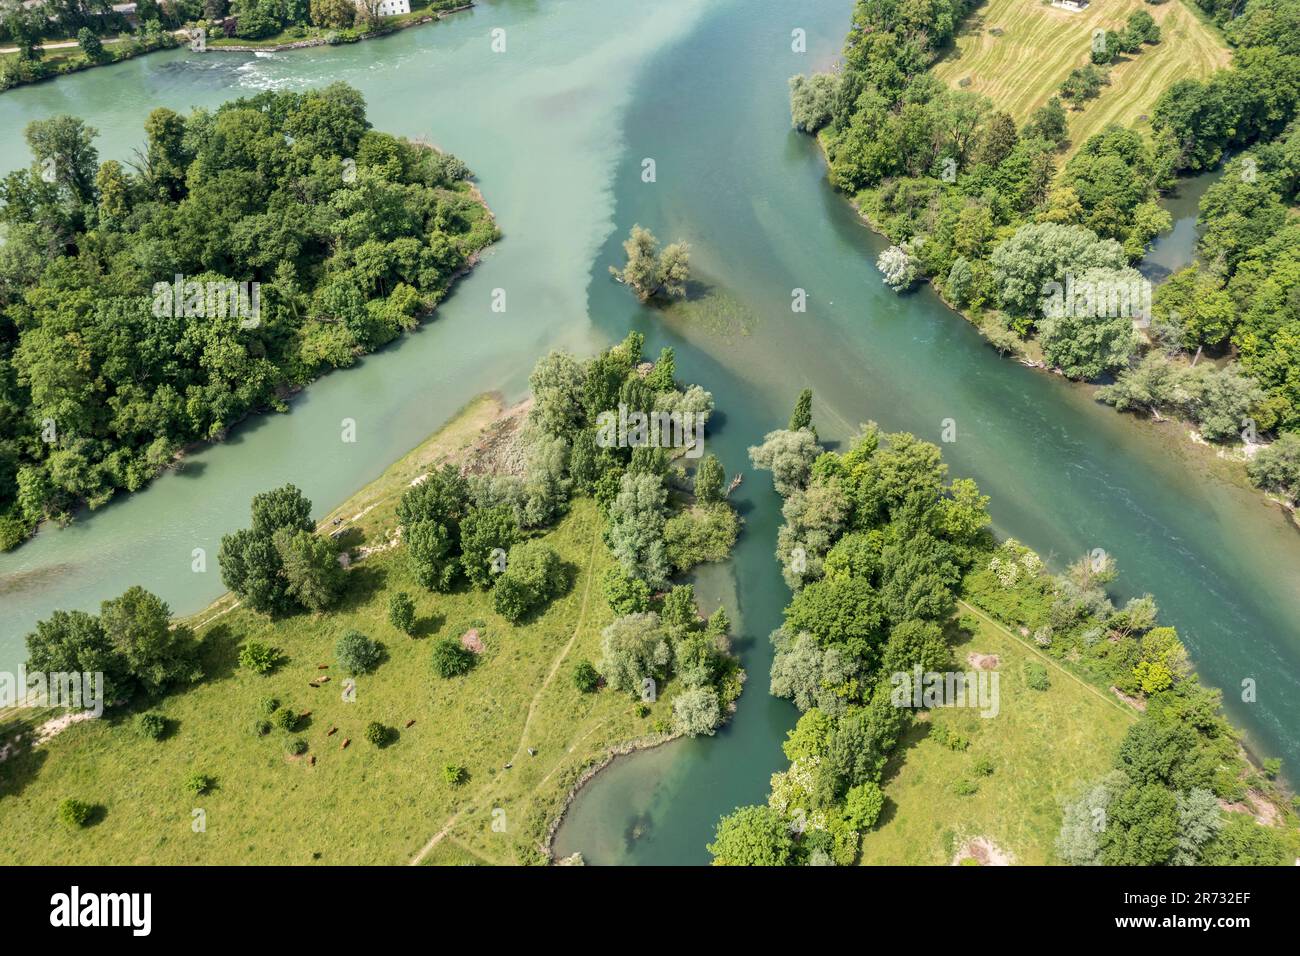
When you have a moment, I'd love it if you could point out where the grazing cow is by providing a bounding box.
[299,711,311,719]
[405,719,416,728]
[310,755,316,766]
[317,664,329,669]
[327,727,338,736]
[341,738,351,750]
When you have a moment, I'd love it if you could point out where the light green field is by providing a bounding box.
[0,399,672,865]
[932,0,1230,152]
[858,601,1136,865]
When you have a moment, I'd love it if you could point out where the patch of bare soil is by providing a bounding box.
[1110,686,1147,711]
[967,652,1000,670]
[0,710,97,762]
[952,837,1014,866]
[460,629,485,654]
[1220,790,1282,827]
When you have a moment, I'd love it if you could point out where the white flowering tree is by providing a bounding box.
[876,243,918,292]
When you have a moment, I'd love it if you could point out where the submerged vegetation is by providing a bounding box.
[0,83,498,550]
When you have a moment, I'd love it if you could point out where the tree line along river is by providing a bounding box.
[1,0,1297,864]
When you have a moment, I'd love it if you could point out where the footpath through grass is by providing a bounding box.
[858,611,1135,865]
[0,398,670,865]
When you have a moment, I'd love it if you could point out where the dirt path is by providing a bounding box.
[407,528,603,866]
[957,599,1137,722]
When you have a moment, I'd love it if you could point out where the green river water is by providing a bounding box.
[2,0,1298,865]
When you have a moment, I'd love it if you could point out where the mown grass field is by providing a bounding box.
[932,0,1230,152]
[858,604,1136,865]
[0,398,674,865]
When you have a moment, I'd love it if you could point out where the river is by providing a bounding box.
[2,0,1298,865]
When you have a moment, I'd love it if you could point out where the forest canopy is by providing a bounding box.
[0,83,498,550]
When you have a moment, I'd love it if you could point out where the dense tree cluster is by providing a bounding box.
[715,394,1294,865]
[789,0,1300,504]
[0,85,497,549]
[964,538,1295,865]
[219,484,345,615]
[711,392,993,865]
[25,585,201,705]
[599,584,740,738]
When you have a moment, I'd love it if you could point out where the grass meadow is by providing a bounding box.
[858,603,1136,865]
[932,0,1230,154]
[0,398,673,865]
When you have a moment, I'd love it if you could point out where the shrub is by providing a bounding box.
[257,696,280,716]
[443,763,468,785]
[492,540,565,623]
[572,660,601,693]
[431,637,476,678]
[935,725,970,751]
[57,798,93,829]
[953,778,979,796]
[251,718,272,737]
[843,782,885,830]
[364,722,390,746]
[271,706,298,732]
[388,591,416,635]
[238,641,281,674]
[672,686,721,737]
[336,630,382,674]
[285,737,308,756]
[184,772,214,796]
[601,565,651,615]
[135,712,167,741]
[1025,661,1050,691]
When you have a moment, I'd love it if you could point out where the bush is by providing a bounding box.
[257,696,280,716]
[953,778,979,796]
[364,721,390,746]
[285,737,308,756]
[672,685,721,737]
[252,718,272,737]
[336,630,383,674]
[431,637,476,678]
[57,798,93,829]
[935,725,970,751]
[388,591,416,635]
[271,706,299,732]
[843,782,885,830]
[184,772,214,796]
[135,712,167,741]
[443,763,468,785]
[492,540,565,623]
[602,565,651,615]
[238,641,281,674]
[573,660,601,693]
[1025,661,1050,691]
[973,756,995,776]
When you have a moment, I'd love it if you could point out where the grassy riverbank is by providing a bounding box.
[860,610,1134,864]
[0,30,179,93]
[0,398,679,865]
